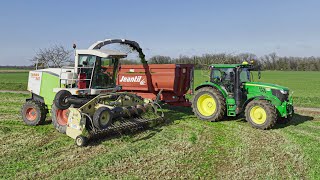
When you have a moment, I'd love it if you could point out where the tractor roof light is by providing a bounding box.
[280,89,288,94]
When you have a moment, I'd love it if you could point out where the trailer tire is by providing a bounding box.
[54,90,72,110]
[192,87,226,121]
[51,104,69,134]
[93,107,113,130]
[245,100,277,130]
[21,100,47,126]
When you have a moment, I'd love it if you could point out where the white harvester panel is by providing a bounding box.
[27,71,42,95]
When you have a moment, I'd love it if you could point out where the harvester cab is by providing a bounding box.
[55,49,126,95]
[21,39,164,146]
[192,61,294,130]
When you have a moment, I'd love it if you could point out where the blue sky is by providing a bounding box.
[0,0,320,65]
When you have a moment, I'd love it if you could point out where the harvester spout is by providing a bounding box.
[88,39,147,64]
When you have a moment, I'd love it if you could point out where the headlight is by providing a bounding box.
[280,90,288,94]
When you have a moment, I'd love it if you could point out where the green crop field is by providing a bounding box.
[0,92,319,179]
[0,72,28,91]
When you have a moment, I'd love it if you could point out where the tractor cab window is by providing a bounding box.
[239,68,251,83]
[211,68,234,83]
[211,68,235,92]
[77,55,119,89]
[78,55,96,67]
[91,57,119,89]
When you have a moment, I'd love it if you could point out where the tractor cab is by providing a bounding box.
[56,49,127,95]
[210,63,252,94]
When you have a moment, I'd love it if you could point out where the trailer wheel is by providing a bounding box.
[245,100,277,130]
[192,87,226,121]
[51,104,69,134]
[93,107,113,130]
[75,135,88,147]
[54,90,72,110]
[21,100,47,126]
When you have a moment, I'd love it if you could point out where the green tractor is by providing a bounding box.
[192,62,294,129]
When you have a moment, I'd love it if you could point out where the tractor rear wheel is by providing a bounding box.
[192,87,226,121]
[21,100,47,126]
[245,100,277,130]
[51,104,69,134]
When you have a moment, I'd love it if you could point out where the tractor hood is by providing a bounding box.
[244,82,289,91]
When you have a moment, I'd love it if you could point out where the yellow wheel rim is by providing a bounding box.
[197,94,217,116]
[250,106,267,124]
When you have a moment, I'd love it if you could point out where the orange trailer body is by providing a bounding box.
[117,64,194,106]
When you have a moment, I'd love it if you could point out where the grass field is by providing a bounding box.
[0,92,319,179]
[0,72,28,91]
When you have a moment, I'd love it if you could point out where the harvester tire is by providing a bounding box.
[75,135,88,147]
[51,104,69,134]
[54,90,72,110]
[21,100,47,126]
[245,100,277,130]
[93,107,113,130]
[192,87,226,121]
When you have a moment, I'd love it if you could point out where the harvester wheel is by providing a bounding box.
[93,107,113,130]
[192,87,226,121]
[75,135,88,147]
[245,100,277,130]
[51,104,69,134]
[21,100,47,126]
[54,90,72,110]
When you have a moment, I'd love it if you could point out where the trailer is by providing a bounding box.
[117,64,194,106]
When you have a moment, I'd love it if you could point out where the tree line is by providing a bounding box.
[28,45,320,71]
[147,53,320,71]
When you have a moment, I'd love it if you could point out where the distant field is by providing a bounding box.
[0,70,319,107]
[0,72,28,91]
[0,92,319,179]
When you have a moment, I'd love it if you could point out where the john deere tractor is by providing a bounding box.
[192,62,293,129]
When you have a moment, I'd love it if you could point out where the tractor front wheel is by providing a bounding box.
[21,100,47,126]
[51,104,69,134]
[245,100,277,130]
[192,87,226,121]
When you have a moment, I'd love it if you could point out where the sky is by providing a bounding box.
[0,0,320,65]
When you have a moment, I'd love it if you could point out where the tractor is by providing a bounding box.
[192,62,294,129]
[21,39,163,146]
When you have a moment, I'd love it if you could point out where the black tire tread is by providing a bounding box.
[51,104,67,134]
[93,107,113,130]
[21,100,47,126]
[245,100,277,130]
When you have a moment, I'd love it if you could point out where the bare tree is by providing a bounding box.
[31,45,73,68]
